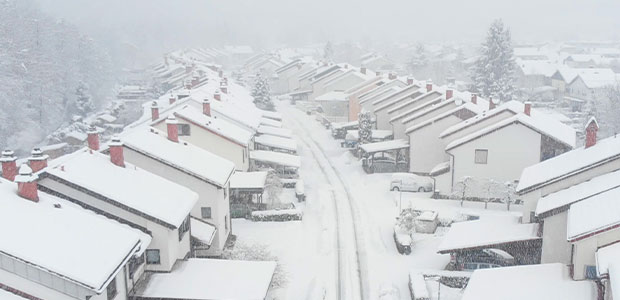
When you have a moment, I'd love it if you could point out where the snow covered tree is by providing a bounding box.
[601,84,620,136]
[470,19,516,101]
[323,41,334,63]
[397,209,420,235]
[251,73,274,111]
[408,43,428,72]
[75,81,94,117]
[264,170,283,205]
[452,176,473,207]
[357,111,373,144]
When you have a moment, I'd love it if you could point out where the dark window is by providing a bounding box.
[145,249,160,265]
[128,253,145,279]
[474,149,488,164]
[107,277,117,300]
[178,124,191,136]
[178,216,190,241]
[201,207,212,219]
[585,265,597,279]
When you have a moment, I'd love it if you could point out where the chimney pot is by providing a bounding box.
[471,93,478,104]
[214,90,221,101]
[220,86,228,94]
[446,89,454,100]
[585,117,599,148]
[28,148,48,173]
[87,126,100,151]
[407,77,414,86]
[166,116,179,143]
[203,98,211,116]
[109,136,125,167]
[489,97,497,110]
[1,149,17,181]
[426,80,433,92]
[524,102,532,116]
[15,164,38,202]
[169,94,176,105]
[360,67,367,75]
[151,101,160,121]
[389,73,397,80]
[218,70,223,78]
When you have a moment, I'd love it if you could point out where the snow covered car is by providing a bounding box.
[393,225,412,255]
[454,248,516,271]
[389,173,433,192]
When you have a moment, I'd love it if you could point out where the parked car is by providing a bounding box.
[389,173,433,192]
[393,225,412,255]
[454,248,516,271]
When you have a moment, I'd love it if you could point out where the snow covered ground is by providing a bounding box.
[234,100,524,300]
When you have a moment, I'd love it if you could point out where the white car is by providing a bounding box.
[389,173,433,192]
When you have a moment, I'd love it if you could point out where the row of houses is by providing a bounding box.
[0,50,304,300]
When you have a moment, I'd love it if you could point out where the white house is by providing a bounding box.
[308,65,346,101]
[38,146,197,274]
[365,82,422,116]
[121,123,236,257]
[356,77,408,112]
[0,171,148,300]
[272,58,314,94]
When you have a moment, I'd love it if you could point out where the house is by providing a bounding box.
[596,242,620,299]
[564,54,604,68]
[514,59,557,90]
[315,91,350,123]
[150,102,254,171]
[307,65,345,101]
[443,101,575,198]
[567,68,618,101]
[367,81,422,119]
[121,123,236,257]
[272,58,314,94]
[376,83,443,132]
[38,145,197,273]
[517,118,620,223]
[349,76,406,121]
[0,168,148,300]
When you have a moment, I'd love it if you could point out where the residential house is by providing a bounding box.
[307,65,345,101]
[567,68,618,102]
[389,86,451,139]
[349,76,407,121]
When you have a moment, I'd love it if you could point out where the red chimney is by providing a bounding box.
[585,117,599,148]
[203,98,211,116]
[15,164,38,202]
[221,86,228,94]
[524,102,532,116]
[109,136,125,167]
[360,67,367,75]
[28,148,48,173]
[471,93,478,104]
[191,76,200,87]
[1,150,17,181]
[446,89,454,100]
[407,77,414,86]
[214,90,221,101]
[151,101,160,121]
[489,97,496,110]
[426,80,433,92]
[87,126,100,151]
[169,94,177,105]
[166,116,179,142]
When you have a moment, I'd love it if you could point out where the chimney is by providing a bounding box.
[376,71,381,76]
[360,66,366,74]
[191,76,200,87]
[151,101,160,121]
[28,148,48,173]
[388,73,397,80]
[169,94,177,105]
[15,164,38,202]
[220,85,228,94]
[524,102,532,116]
[585,117,599,148]
[203,98,211,116]
[109,136,125,167]
[87,126,100,151]
[471,93,478,104]
[214,90,221,101]
[1,149,17,181]
[426,80,433,92]
[184,80,192,90]
[218,70,223,78]
[166,116,179,143]
[489,97,496,110]
[407,77,414,86]
[446,88,454,100]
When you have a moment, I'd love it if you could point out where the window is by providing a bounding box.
[474,149,488,164]
[585,265,597,279]
[178,216,190,241]
[178,124,191,136]
[201,207,212,219]
[128,253,144,279]
[106,278,117,300]
[145,249,160,265]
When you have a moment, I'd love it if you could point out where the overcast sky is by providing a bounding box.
[34,0,620,54]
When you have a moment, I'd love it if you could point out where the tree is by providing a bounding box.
[397,208,420,235]
[452,176,473,207]
[470,19,516,101]
[251,73,274,111]
[264,170,283,205]
[75,81,94,117]
[408,43,428,72]
[323,41,334,63]
[601,84,620,136]
[357,110,373,144]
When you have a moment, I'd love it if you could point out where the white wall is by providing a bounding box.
[540,211,572,265]
[408,114,463,174]
[323,73,364,92]
[441,110,516,145]
[572,228,620,280]
[123,147,230,256]
[309,70,344,101]
[394,101,456,140]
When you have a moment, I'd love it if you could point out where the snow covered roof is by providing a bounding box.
[260,110,282,121]
[405,102,482,134]
[345,130,393,140]
[371,84,419,106]
[134,258,276,300]
[250,150,301,168]
[570,68,619,88]
[46,149,198,228]
[437,219,539,253]
[461,263,596,300]
[190,217,216,246]
[230,171,268,189]
[536,169,620,216]
[445,112,576,151]
[597,242,620,297]
[429,161,450,176]
[374,87,425,112]
[0,178,144,293]
[173,105,253,146]
[440,100,522,138]
[358,139,409,153]
[257,125,293,138]
[567,186,620,242]
[315,90,348,102]
[260,117,282,128]
[255,135,297,152]
[516,59,558,76]
[517,136,620,193]
[0,289,28,300]
[331,120,358,130]
[122,128,235,188]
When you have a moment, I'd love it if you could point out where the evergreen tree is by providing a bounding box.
[358,111,373,144]
[251,73,274,111]
[470,19,516,101]
[75,81,94,117]
[323,41,334,63]
[408,43,428,72]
